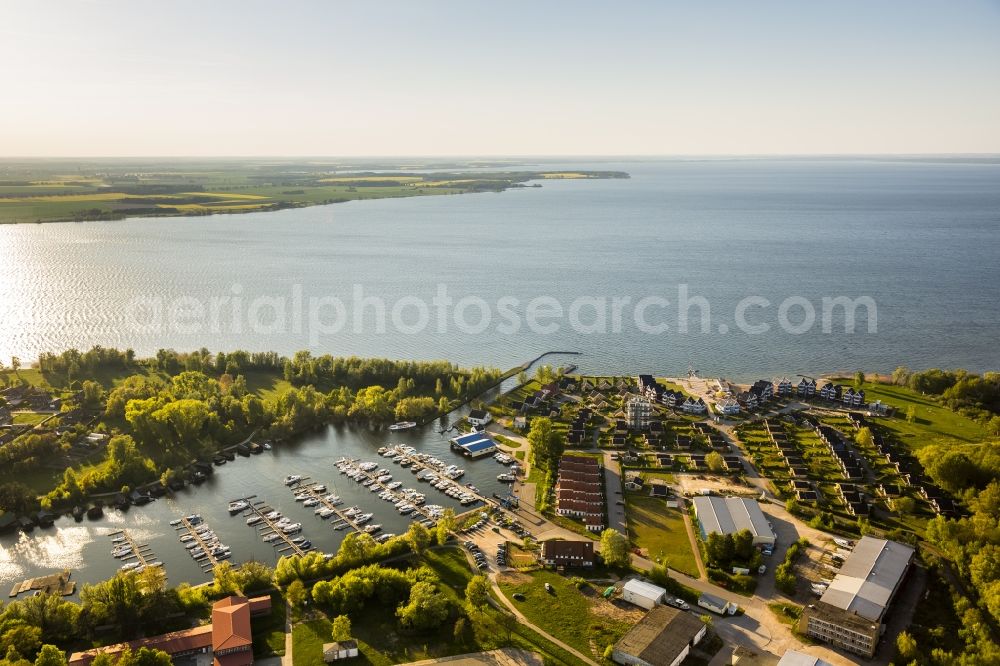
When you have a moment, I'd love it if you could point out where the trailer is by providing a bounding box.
[698,592,736,616]
[621,579,666,610]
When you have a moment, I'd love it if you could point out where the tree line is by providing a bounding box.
[0,347,501,515]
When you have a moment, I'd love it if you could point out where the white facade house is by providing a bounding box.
[621,579,666,610]
[716,398,740,415]
[467,409,492,427]
[681,397,707,414]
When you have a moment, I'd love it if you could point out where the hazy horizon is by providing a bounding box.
[1,153,999,160]
[3,1,999,157]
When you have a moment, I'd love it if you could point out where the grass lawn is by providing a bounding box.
[242,369,295,401]
[767,602,803,626]
[493,434,522,449]
[624,495,700,577]
[506,542,539,568]
[630,471,676,484]
[292,619,330,666]
[839,380,991,450]
[12,412,50,425]
[420,547,474,598]
[497,569,634,662]
[252,592,287,657]
[294,619,397,666]
[1,369,48,387]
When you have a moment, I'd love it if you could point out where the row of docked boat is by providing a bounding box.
[179,519,232,563]
[119,560,162,573]
[247,510,303,535]
[494,451,517,466]
[336,459,433,513]
[245,507,314,551]
[169,513,203,527]
[377,445,466,479]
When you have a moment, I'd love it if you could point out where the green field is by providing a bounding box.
[624,495,700,576]
[291,548,582,666]
[832,379,991,450]
[497,569,633,663]
[0,159,627,224]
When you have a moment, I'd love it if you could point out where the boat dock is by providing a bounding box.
[238,497,307,557]
[109,529,160,573]
[341,467,444,523]
[289,480,364,534]
[381,447,491,506]
[9,570,75,597]
[173,517,225,571]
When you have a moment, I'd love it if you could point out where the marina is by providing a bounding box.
[286,478,380,536]
[0,405,516,592]
[235,496,309,556]
[335,446,498,528]
[171,515,229,571]
[108,529,162,575]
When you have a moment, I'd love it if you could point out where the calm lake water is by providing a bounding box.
[1,156,999,589]
[0,387,517,592]
[1,157,998,380]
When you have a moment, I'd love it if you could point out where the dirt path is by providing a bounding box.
[488,573,601,666]
[681,509,708,580]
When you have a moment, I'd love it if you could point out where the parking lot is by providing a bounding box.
[797,536,855,597]
[458,507,533,572]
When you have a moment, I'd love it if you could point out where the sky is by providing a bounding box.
[2,1,999,156]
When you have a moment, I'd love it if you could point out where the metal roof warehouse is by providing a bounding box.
[818,536,914,622]
[692,496,776,546]
[451,432,498,458]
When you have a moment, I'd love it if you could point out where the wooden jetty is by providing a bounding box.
[108,529,160,573]
[340,467,442,524]
[9,569,74,598]
[387,449,492,507]
[239,498,307,557]
[337,458,485,525]
[290,481,364,535]
[174,518,222,571]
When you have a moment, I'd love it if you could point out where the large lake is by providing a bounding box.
[2,157,999,380]
[1,156,999,590]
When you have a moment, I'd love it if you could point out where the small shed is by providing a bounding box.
[323,640,359,662]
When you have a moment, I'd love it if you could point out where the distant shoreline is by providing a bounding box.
[0,162,629,225]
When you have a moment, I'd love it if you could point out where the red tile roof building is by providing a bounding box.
[555,454,605,531]
[69,595,271,666]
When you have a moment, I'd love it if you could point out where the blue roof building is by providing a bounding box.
[451,432,497,458]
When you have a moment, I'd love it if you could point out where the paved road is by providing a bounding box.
[602,452,627,535]
[487,394,878,665]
